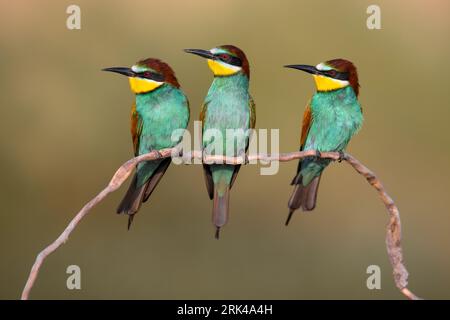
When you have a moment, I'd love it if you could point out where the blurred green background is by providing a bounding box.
[0,0,449,299]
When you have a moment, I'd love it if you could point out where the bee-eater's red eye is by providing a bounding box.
[328,70,337,77]
[219,54,230,61]
[143,72,152,78]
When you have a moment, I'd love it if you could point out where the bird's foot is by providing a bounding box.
[202,149,207,164]
[315,150,322,159]
[176,148,189,164]
[338,151,346,163]
[244,154,249,165]
[152,149,163,159]
[239,152,249,165]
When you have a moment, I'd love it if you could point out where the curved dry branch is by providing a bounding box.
[21,149,420,300]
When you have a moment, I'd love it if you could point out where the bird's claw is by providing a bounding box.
[315,150,322,158]
[177,149,190,165]
[202,149,207,163]
[338,151,346,163]
[242,154,249,165]
[152,150,163,159]
[236,151,249,165]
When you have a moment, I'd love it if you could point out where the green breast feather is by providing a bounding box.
[135,84,189,186]
[301,86,363,185]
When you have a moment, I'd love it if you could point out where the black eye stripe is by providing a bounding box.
[323,70,349,81]
[214,54,242,67]
[138,71,164,82]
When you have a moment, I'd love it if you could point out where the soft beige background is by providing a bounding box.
[0,0,449,299]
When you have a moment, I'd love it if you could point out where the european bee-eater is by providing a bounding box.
[185,45,255,238]
[103,58,190,228]
[284,59,363,225]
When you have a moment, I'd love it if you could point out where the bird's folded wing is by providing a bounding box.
[249,95,256,129]
[130,103,143,156]
[292,100,314,182]
[300,100,312,151]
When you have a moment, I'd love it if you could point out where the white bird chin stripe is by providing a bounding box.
[336,79,350,86]
[142,78,163,85]
[209,48,242,71]
[215,60,241,72]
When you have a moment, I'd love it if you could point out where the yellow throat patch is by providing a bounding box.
[128,77,163,94]
[313,75,348,92]
[207,59,239,76]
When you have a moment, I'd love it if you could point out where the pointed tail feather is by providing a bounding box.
[286,174,321,225]
[142,158,171,202]
[127,214,135,230]
[116,159,171,228]
[212,186,230,238]
[116,174,146,215]
[285,209,295,226]
[116,174,148,228]
[215,227,221,240]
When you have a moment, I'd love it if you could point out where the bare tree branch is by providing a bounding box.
[21,148,420,300]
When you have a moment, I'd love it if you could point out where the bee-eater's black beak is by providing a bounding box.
[102,67,135,77]
[284,64,319,75]
[184,49,216,60]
